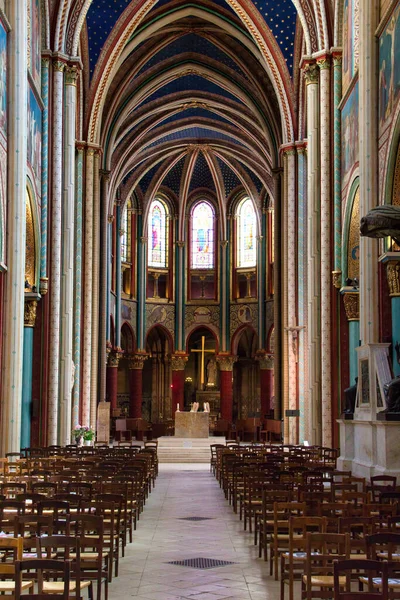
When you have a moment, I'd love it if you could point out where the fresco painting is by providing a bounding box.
[379,3,400,126]
[341,81,359,185]
[0,20,7,137]
[27,86,42,191]
[30,0,41,87]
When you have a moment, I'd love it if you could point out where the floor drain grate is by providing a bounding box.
[166,558,237,569]
[179,517,213,522]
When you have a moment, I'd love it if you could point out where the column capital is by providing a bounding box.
[303,60,319,85]
[280,143,296,157]
[171,353,189,371]
[255,351,274,370]
[386,261,400,297]
[140,236,148,244]
[39,276,49,295]
[220,240,228,248]
[76,141,86,152]
[53,59,66,72]
[176,240,185,248]
[343,292,359,321]
[332,269,342,289]
[316,53,331,70]
[107,215,114,223]
[128,352,148,370]
[65,65,79,86]
[24,300,38,328]
[108,349,124,367]
[216,354,237,371]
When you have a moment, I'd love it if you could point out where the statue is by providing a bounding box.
[203,402,210,413]
[190,402,199,412]
[382,376,400,413]
[360,205,400,246]
[343,377,358,416]
[206,358,217,386]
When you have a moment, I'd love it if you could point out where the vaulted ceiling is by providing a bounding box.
[81,0,301,216]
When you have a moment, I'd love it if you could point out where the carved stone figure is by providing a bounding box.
[343,377,358,415]
[383,376,400,413]
[360,205,400,246]
[206,358,217,386]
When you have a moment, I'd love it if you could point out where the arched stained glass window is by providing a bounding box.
[148,198,168,268]
[191,201,214,269]
[237,197,256,268]
[121,199,131,263]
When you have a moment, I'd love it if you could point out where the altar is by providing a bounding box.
[175,411,209,438]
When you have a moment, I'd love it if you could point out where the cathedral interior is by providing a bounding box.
[0,0,400,478]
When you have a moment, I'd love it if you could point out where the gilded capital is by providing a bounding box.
[176,241,185,248]
[65,65,79,86]
[386,261,400,297]
[316,55,331,70]
[343,292,359,321]
[216,354,237,371]
[24,300,38,327]
[39,277,49,295]
[171,353,188,371]
[303,62,319,85]
[108,349,124,367]
[255,352,274,370]
[128,352,148,370]
[332,270,342,289]
[53,60,65,73]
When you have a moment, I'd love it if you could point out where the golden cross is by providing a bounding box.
[190,336,216,387]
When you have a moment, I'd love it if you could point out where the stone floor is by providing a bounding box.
[109,463,284,600]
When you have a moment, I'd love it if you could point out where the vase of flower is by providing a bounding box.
[73,424,95,446]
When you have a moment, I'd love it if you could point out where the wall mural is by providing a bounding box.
[347,187,360,281]
[27,85,42,193]
[29,0,41,89]
[341,81,359,188]
[146,303,175,340]
[342,0,359,93]
[379,2,400,127]
[230,303,258,338]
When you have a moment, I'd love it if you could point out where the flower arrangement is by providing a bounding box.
[73,424,95,442]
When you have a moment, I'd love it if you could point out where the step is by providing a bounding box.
[157,436,226,463]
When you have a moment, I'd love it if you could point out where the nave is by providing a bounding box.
[111,464,279,600]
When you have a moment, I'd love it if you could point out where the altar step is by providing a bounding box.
[157,436,226,463]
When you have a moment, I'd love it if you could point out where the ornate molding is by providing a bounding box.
[171,353,188,371]
[332,270,342,289]
[24,300,38,328]
[108,349,124,367]
[386,261,400,297]
[343,292,359,321]
[216,354,237,371]
[128,352,149,370]
[39,277,49,295]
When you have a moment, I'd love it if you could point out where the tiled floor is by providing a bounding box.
[110,463,283,600]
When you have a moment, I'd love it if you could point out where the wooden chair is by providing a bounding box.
[301,532,350,600]
[0,537,34,597]
[370,475,397,503]
[269,502,306,580]
[37,534,93,599]
[15,559,70,600]
[333,559,389,600]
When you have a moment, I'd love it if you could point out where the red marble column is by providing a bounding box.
[171,353,188,416]
[128,353,148,418]
[217,354,237,422]
[106,350,123,411]
[256,352,274,418]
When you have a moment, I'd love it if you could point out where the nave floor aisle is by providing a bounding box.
[110,464,281,600]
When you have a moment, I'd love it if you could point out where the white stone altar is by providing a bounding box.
[175,411,209,438]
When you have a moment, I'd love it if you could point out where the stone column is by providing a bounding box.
[47,58,65,445]
[175,241,185,351]
[171,353,188,415]
[81,146,95,426]
[99,171,110,404]
[72,143,85,428]
[343,292,360,385]
[106,350,123,411]
[304,59,321,445]
[332,51,343,288]
[58,64,78,446]
[256,352,274,418]
[359,0,379,345]
[90,150,101,430]
[40,56,50,291]
[272,169,283,421]
[21,299,38,448]
[128,353,148,418]
[217,355,237,422]
[317,53,332,448]
[385,259,400,377]
[220,240,229,352]
[0,0,28,455]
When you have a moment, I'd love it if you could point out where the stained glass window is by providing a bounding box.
[121,199,131,263]
[148,199,168,267]
[191,202,215,269]
[237,197,256,268]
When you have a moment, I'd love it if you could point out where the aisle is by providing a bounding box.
[110,464,279,600]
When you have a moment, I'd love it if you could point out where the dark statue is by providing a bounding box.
[343,377,358,415]
[383,376,400,413]
[360,205,400,246]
